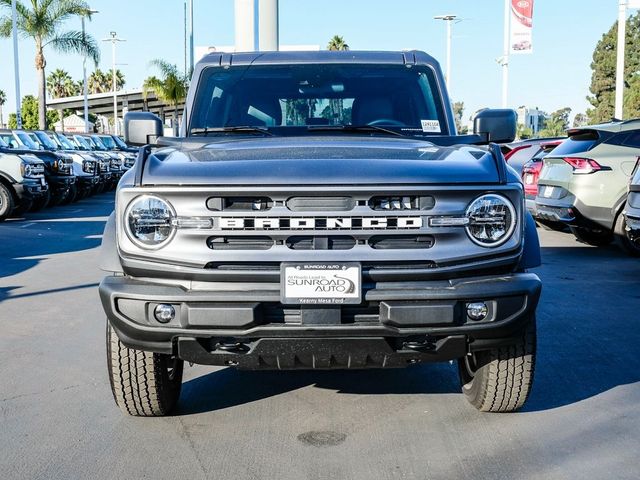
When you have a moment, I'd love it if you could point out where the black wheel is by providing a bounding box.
[458,317,536,412]
[536,219,567,232]
[615,211,640,257]
[30,189,51,211]
[48,190,67,208]
[61,184,78,205]
[106,321,183,417]
[0,182,15,221]
[13,198,33,216]
[569,226,614,246]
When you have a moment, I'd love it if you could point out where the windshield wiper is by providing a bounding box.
[191,126,274,136]
[307,124,407,138]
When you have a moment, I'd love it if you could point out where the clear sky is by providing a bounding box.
[0,0,622,123]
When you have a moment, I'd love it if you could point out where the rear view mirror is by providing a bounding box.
[124,112,164,146]
[473,109,517,144]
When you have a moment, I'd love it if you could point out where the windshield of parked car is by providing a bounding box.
[74,136,93,150]
[112,135,128,149]
[33,131,58,150]
[0,136,9,148]
[189,64,447,137]
[54,133,78,150]
[97,135,116,149]
[15,131,42,150]
[0,133,19,148]
[85,136,107,150]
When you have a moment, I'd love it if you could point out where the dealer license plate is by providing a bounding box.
[281,263,361,305]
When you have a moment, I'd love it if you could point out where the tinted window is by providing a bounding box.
[190,64,446,136]
[622,130,640,148]
[551,131,600,156]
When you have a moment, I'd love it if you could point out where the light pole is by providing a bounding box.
[501,0,510,108]
[433,14,458,93]
[614,0,640,119]
[11,0,21,128]
[187,0,194,74]
[102,31,126,135]
[82,9,99,133]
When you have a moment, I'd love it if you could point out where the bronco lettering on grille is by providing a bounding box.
[216,217,423,230]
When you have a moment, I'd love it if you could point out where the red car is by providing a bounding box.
[521,140,564,228]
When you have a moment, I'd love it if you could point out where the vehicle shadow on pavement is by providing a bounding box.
[522,244,640,412]
[0,194,113,285]
[177,363,460,415]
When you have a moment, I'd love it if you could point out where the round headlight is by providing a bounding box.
[125,195,176,248]
[22,163,33,177]
[465,194,516,247]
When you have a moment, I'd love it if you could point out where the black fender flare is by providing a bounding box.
[519,211,541,269]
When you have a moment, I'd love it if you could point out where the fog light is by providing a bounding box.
[466,302,488,321]
[154,304,175,323]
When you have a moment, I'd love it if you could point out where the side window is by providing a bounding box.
[622,130,640,148]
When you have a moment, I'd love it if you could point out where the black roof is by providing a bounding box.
[197,50,439,67]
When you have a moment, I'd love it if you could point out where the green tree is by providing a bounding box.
[0,0,100,129]
[7,95,58,129]
[452,101,468,134]
[516,124,533,140]
[327,35,349,51]
[587,12,640,123]
[573,112,588,127]
[0,89,6,127]
[143,60,188,135]
[539,107,571,137]
[47,69,78,98]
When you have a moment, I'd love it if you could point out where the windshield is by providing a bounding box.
[34,131,59,150]
[97,135,116,149]
[0,136,8,148]
[15,131,41,150]
[54,133,77,150]
[112,135,128,149]
[74,135,93,150]
[85,136,106,150]
[189,64,446,137]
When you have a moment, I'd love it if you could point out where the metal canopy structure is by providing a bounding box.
[46,90,185,121]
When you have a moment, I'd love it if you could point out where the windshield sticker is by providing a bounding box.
[421,120,441,133]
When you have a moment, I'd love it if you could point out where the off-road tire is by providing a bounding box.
[569,226,614,246]
[106,321,183,417]
[0,183,15,222]
[61,184,78,205]
[30,189,50,211]
[458,317,536,412]
[614,211,640,257]
[0,182,15,221]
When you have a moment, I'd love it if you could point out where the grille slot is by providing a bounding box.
[369,195,435,211]
[207,196,273,211]
[207,236,274,250]
[286,236,356,250]
[287,196,355,211]
[369,235,435,250]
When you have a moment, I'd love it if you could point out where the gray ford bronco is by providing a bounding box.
[99,50,542,416]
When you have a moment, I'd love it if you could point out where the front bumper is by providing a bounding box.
[46,174,76,194]
[77,175,100,189]
[100,272,541,369]
[15,178,49,200]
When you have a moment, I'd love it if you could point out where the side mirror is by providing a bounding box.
[124,112,164,146]
[473,109,517,144]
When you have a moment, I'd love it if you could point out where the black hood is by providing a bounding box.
[142,136,501,186]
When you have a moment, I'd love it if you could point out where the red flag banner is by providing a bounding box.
[510,0,534,54]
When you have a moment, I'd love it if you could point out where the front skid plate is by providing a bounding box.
[176,336,467,370]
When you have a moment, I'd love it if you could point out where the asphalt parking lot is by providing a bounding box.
[1,193,639,480]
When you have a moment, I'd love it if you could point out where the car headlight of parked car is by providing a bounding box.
[20,162,33,178]
[125,195,177,248]
[465,194,516,247]
[628,192,640,209]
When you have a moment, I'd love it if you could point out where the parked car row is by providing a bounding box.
[0,130,137,221]
[505,120,640,256]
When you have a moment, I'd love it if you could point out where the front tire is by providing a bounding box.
[615,212,640,257]
[106,322,183,417]
[0,182,15,221]
[458,317,536,412]
[569,226,614,246]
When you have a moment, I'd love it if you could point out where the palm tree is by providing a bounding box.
[0,0,100,129]
[327,35,349,51]
[0,89,6,128]
[47,69,74,98]
[143,60,188,135]
[88,68,125,94]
